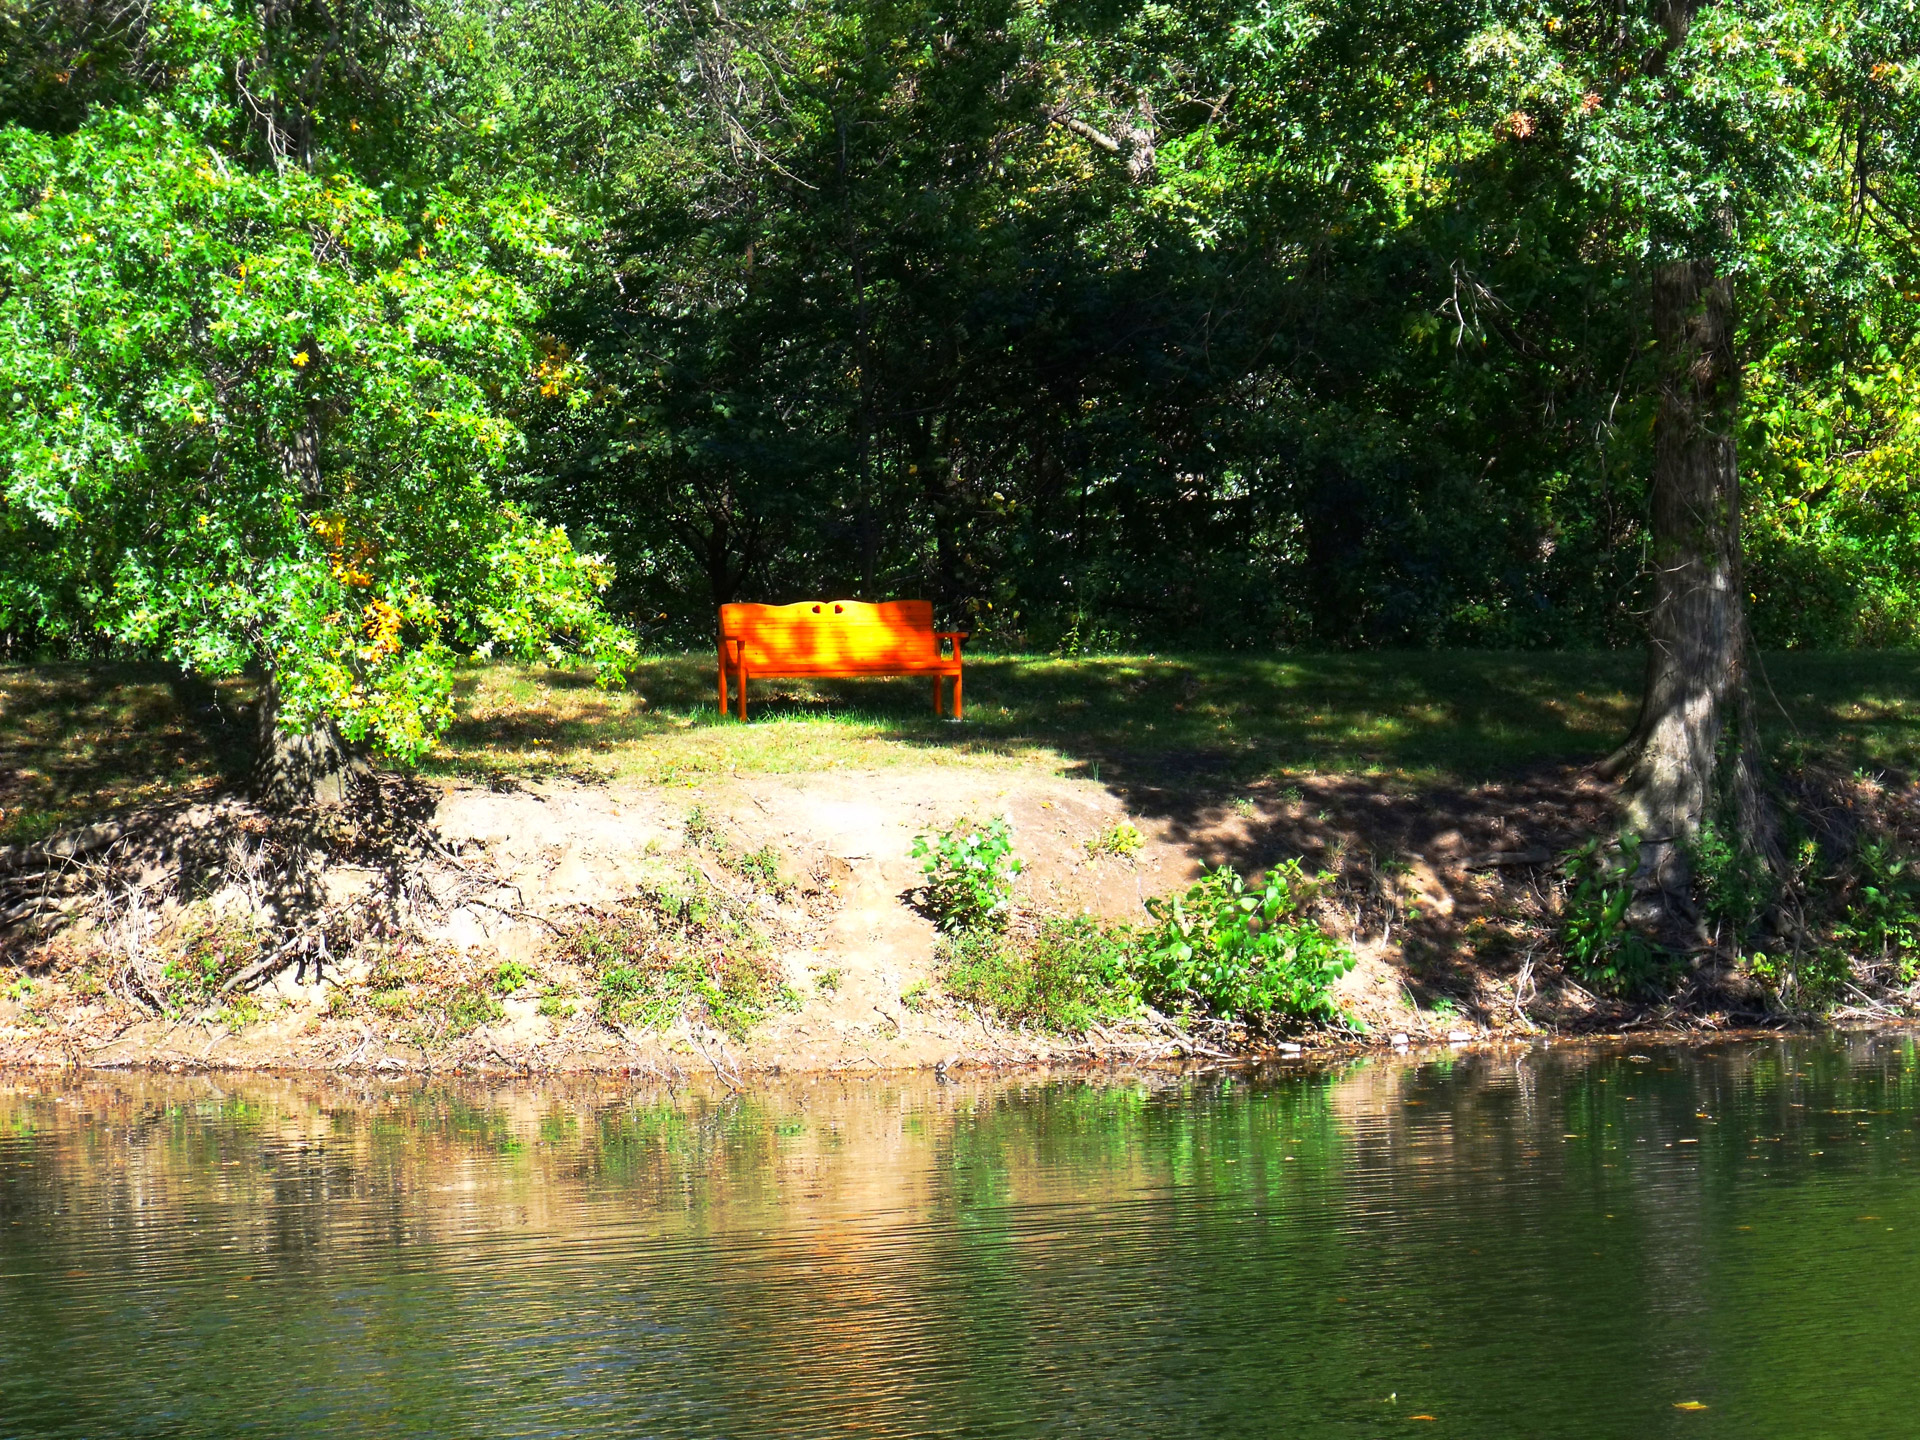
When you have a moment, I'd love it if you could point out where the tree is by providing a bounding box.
[0,2,633,801]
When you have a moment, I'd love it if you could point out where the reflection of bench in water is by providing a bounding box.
[717,600,967,720]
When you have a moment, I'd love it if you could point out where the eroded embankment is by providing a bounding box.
[0,759,1781,1077]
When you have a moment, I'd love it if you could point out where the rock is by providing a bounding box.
[1447,1030,1474,1043]
[1390,1032,1410,1048]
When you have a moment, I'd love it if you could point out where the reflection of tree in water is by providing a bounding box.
[1,1048,1919,1433]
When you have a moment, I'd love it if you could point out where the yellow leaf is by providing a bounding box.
[1674,1401,1708,1411]
[292,350,310,368]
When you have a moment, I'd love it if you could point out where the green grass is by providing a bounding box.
[8,652,1920,838]
[0,663,251,844]
[424,650,1920,791]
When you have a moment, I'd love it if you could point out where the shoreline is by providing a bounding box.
[0,1017,1879,1086]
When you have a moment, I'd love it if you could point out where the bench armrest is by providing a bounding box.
[934,631,970,642]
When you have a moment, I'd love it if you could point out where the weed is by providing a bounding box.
[683,805,784,890]
[441,986,505,1036]
[535,985,577,1019]
[1141,862,1353,1026]
[1691,817,1774,951]
[942,915,1141,1032]
[159,912,261,1009]
[813,966,842,994]
[684,805,721,849]
[217,993,266,1032]
[559,879,785,1040]
[329,944,507,1043]
[901,978,931,1012]
[1835,835,1920,980]
[1560,834,1673,998]
[911,815,1023,931]
[1746,945,1853,1010]
[736,844,781,888]
[1084,821,1144,861]
[490,959,537,995]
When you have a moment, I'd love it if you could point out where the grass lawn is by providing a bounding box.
[7,650,1920,844]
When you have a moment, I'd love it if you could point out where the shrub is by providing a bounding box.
[1140,862,1352,1025]
[942,915,1141,1032]
[1560,834,1674,998]
[912,815,1023,931]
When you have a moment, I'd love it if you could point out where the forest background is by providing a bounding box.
[4,0,1918,671]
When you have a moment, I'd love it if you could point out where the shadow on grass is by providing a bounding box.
[0,663,255,845]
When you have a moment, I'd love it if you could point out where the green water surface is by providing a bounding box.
[0,1037,1915,1437]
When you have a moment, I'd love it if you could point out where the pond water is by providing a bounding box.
[0,1039,1916,1436]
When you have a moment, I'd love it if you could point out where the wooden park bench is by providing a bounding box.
[717,600,967,720]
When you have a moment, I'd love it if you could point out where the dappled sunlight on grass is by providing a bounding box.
[9,653,1920,840]
[430,651,1652,789]
[0,664,251,843]
[429,650,1920,791]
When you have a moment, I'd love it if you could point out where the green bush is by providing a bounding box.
[1691,817,1774,951]
[1139,862,1353,1025]
[942,915,1141,1032]
[912,815,1023,932]
[1560,834,1674,998]
[1836,835,1920,981]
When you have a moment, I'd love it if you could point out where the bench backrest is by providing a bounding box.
[720,599,939,673]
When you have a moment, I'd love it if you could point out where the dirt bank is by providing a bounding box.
[0,757,1703,1077]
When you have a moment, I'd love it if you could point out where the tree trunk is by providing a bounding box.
[249,678,371,809]
[1604,258,1771,896]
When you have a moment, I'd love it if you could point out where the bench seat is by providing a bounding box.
[717,600,965,719]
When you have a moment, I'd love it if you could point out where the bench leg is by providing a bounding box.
[718,655,729,718]
[737,663,748,722]
[951,669,962,720]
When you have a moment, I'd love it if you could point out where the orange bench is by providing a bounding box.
[717,600,967,720]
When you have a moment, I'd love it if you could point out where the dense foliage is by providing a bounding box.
[433,0,1920,651]
[4,0,1919,687]
[0,0,630,756]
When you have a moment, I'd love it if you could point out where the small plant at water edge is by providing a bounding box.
[559,878,791,1040]
[1559,834,1674,998]
[1140,862,1353,1026]
[912,815,1023,931]
[941,914,1141,1032]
